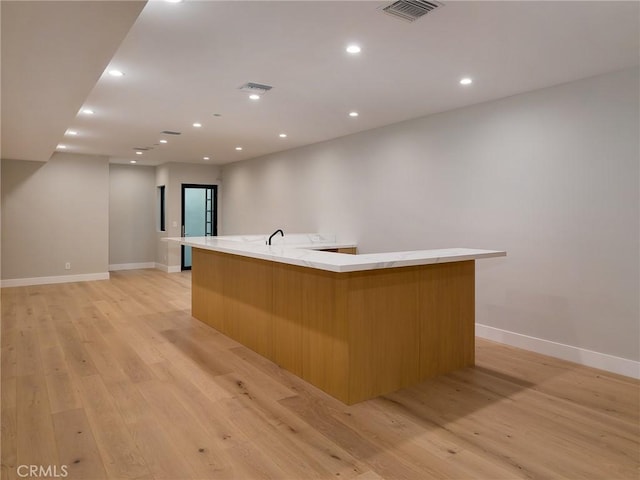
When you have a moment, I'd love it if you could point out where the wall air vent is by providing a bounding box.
[161,130,181,135]
[380,0,443,22]
[238,82,273,95]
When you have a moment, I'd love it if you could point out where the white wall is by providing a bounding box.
[155,162,221,271]
[1,153,110,282]
[109,164,156,268]
[221,67,640,366]
[1,156,221,280]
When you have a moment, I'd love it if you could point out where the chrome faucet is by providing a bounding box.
[267,229,284,245]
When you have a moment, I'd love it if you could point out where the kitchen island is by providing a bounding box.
[168,234,506,404]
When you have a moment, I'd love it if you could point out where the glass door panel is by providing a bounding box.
[181,184,217,270]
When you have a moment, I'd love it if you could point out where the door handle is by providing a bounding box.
[182,226,185,237]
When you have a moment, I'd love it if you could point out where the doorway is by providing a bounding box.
[181,184,217,270]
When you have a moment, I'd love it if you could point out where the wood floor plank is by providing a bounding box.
[148,354,234,403]
[1,269,638,480]
[107,378,201,480]
[152,357,367,479]
[354,471,385,479]
[52,408,108,479]
[15,314,44,378]
[40,343,70,376]
[48,306,99,378]
[79,305,118,336]
[335,398,516,480]
[1,289,21,332]
[93,298,134,331]
[34,313,59,351]
[119,325,165,365]
[448,368,639,461]
[76,374,150,479]
[141,309,195,332]
[136,379,240,479]
[218,347,298,401]
[381,379,570,479]
[1,405,18,480]
[78,325,131,386]
[280,391,431,480]
[477,343,639,417]
[15,373,59,471]
[1,376,17,409]
[157,327,233,372]
[147,360,276,479]
[45,372,82,414]
[216,380,368,479]
[100,330,156,384]
[1,327,18,379]
[1,377,18,480]
[107,272,172,316]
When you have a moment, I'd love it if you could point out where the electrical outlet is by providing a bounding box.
[65,262,71,270]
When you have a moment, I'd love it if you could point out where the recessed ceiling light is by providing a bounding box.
[346,44,361,54]
[460,77,473,85]
[349,111,359,117]
[130,160,137,164]
[66,130,78,136]
[81,108,94,115]
[57,144,67,149]
[235,147,243,151]
[193,123,202,128]
[203,156,210,160]
[165,0,182,3]
[279,133,287,138]
[135,151,143,155]
[249,94,260,100]
[159,139,168,144]
[108,70,124,77]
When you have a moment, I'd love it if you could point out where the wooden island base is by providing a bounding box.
[192,248,474,404]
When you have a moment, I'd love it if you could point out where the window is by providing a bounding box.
[158,185,166,232]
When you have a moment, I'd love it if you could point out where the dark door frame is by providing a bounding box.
[181,183,218,271]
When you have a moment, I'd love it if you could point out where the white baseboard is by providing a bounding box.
[476,323,640,380]
[1,272,110,288]
[109,262,156,271]
[154,263,182,273]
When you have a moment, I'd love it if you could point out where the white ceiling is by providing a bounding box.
[1,0,146,162]
[2,0,639,166]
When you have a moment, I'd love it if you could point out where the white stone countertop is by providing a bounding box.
[165,234,506,273]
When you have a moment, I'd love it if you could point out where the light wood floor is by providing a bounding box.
[1,269,638,480]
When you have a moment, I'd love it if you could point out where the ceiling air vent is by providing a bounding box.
[380,0,443,22]
[238,82,273,95]
[161,130,181,135]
